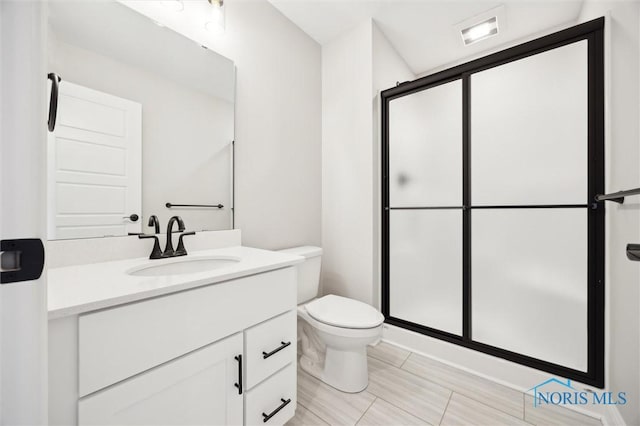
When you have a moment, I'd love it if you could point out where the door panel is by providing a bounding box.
[471,41,588,206]
[0,2,48,423]
[388,80,462,207]
[471,209,588,371]
[78,333,243,426]
[389,209,463,335]
[47,81,141,239]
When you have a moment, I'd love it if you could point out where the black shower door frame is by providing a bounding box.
[381,17,605,387]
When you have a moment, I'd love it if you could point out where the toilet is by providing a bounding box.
[279,246,384,393]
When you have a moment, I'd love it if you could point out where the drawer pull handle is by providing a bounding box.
[234,355,243,395]
[262,398,291,423]
[262,341,291,359]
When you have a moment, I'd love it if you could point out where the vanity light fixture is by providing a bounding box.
[461,16,498,45]
[205,0,225,34]
[160,0,184,12]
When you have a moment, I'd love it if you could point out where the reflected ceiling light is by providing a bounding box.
[205,0,225,34]
[160,0,184,12]
[461,17,498,45]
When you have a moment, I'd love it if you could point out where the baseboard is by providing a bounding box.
[601,405,627,426]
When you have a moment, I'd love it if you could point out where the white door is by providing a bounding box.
[48,81,142,239]
[78,333,244,426]
[0,1,48,424]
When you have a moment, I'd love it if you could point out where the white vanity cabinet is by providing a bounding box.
[78,333,244,426]
[48,266,298,426]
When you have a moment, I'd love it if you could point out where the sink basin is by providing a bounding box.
[128,256,241,277]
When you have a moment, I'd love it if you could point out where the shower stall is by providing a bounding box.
[381,18,605,387]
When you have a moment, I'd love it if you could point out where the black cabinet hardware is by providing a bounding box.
[595,187,640,204]
[166,203,223,209]
[627,244,640,262]
[262,341,291,359]
[1,239,45,284]
[262,398,291,423]
[123,214,139,222]
[234,355,243,394]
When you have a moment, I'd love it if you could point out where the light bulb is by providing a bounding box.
[205,1,225,34]
[461,17,498,45]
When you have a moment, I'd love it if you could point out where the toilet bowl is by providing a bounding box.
[298,295,383,392]
[278,246,384,393]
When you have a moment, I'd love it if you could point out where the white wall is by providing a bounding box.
[578,3,640,425]
[321,20,414,305]
[48,38,234,234]
[206,0,322,250]
[321,20,374,302]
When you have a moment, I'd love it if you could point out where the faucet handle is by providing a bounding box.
[175,231,196,257]
[138,234,163,259]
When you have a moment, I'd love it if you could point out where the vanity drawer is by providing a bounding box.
[245,310,296,389]
[245,363,296,426]
[78,267,296,397]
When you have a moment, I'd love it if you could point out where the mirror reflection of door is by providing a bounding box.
[46,0,236,240]
[47,81,142,239]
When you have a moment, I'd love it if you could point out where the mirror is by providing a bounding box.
[46,0,235,240]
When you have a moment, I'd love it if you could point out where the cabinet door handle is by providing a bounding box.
[234,355,242,394]
[262,398,291,423]
[262,341,291,359]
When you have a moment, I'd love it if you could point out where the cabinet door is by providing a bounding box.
[79,333,243,425]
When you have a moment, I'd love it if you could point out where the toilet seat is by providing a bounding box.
[305,295,384,329]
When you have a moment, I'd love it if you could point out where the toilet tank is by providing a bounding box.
[278,246,322,304]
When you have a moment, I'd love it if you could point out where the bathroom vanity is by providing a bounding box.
[47,246,302,425]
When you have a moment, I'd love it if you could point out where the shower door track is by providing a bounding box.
[381,17,605,388]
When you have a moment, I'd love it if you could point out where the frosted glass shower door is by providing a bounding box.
[382,18,604,386]
[472,209,588,370]
[470,41,589,371]
[387,80,463,335]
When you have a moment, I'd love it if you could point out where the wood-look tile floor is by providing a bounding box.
[286,342,603,426]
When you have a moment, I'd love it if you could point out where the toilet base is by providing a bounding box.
[298,317,380,393]
[300,346,369,393]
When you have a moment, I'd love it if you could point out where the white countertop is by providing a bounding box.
[48,246,304,319]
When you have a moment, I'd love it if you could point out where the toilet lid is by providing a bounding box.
[305,295,384,329]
